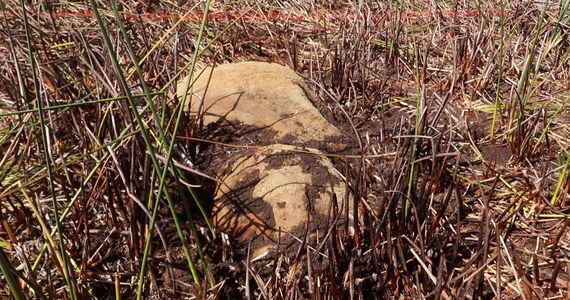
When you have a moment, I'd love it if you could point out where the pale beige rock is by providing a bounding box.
[177,61,342,148]
[177,62,352,252]
[212,144,348,241]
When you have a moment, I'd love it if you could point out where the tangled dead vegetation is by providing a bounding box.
[1,0,569,299]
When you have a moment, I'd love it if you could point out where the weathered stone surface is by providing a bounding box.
[212,144,348,241]
[177,61,343,149]
[177,62,351,253]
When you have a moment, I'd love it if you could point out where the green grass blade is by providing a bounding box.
[0,247,25,300]
[19,0,78,298]
[551,152,570,205]
[86,0,215,294]
[508,0,549,150]
[491,4,506,140]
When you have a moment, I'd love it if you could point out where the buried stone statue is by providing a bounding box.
[176,61,353,256]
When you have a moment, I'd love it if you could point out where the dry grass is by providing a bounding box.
[1,0,570,299]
